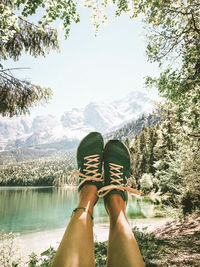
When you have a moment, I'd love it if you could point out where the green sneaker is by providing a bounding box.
[74,132,104,192]
[98,140,140,202]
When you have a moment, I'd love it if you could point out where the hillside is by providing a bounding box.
[104,113,160,141]
[0,140,78,165]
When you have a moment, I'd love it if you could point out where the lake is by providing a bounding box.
[0,186,158,234]
[0,187,167,255]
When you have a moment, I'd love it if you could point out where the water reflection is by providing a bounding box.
[0,187,156,234]
[127,196,154,218]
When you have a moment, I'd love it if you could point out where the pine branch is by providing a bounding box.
[0,67,30,72]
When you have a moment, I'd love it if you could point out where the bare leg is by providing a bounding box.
[106,194,145,267]
[51,185,97,267]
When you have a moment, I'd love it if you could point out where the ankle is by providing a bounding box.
[78,184,98,213]
[72,206,94,221]
[105,194,126,217]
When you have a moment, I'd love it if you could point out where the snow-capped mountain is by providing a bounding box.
[0,91,156,151]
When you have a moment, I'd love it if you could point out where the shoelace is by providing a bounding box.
[72,154,103,189]
[97,162,140,197]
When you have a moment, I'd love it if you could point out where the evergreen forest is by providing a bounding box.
[0,151,76,186]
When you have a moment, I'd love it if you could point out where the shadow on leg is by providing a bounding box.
[106,194,145,267]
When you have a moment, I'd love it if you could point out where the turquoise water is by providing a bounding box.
[0,187,155,234]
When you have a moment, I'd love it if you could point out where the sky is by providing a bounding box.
[4,6,161,117]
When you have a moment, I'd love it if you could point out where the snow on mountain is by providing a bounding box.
[0,91,156,151]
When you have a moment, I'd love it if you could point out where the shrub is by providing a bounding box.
[94,241,107,267]
[0,231,25,267]
[140,173,153,193]
[28,247,56,267]
[181,188,200,215]
[180,154,200,215]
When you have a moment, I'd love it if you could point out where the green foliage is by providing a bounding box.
[105,114,160,189]
[181,153,200,215]
[0,72,52,116]
[140,173,153,194]
[142,0,200,134]
[130,124,159,185]
[151,109,199,213]
[124,106,200,216]
[0,0,79,116]
[1,0,79,60]
[28,247,56,267]
[0,231,25,267]
[133,226,164,265]
[94,242,107,267]
[27,243,107,267]
[94,227,168,266]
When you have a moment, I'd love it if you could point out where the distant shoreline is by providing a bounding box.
[0,185,77,189]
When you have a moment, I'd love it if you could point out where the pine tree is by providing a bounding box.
[148,126,158,175]
[0,0,79,116]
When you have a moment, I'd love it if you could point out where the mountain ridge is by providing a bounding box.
[0,113,160,165]
[0,91,156,151]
